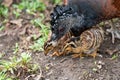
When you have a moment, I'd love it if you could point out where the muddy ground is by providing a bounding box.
[0,1,120,80]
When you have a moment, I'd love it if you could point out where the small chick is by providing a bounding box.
[63,26,104,58]
[44,32,72,56]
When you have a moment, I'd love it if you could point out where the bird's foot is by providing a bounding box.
[106,20,120,43]
[106,44,120,55]
[85,49,102,58]
[51,51,60,57]
[107,27,120,43]
[72,53,84,58]
[88,51,97,58]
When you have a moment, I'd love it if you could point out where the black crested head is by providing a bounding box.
[49,5,85,46]
[50,5,75,25]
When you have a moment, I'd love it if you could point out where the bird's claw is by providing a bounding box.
[107,28,120,43]
[107,20,120,43]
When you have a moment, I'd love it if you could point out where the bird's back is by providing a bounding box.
[67,0,120,20]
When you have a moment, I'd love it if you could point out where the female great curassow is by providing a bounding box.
[48,0,120,47]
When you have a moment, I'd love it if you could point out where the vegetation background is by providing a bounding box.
[0,0,62,79]
[0,0,120,80]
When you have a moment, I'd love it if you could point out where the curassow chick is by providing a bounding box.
[44,31,72,56]
[62,26,104,58]
[49,0,120,46]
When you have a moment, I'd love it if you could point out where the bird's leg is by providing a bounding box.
[62,41,77,52]
[62,43,73,54]
[88,50,97,58]
[66,46,99,58]
[107,19,120,43]
[65,46,85,58]
[61,40,79,57]
[84,47,100,58]
[72,53,84,58]
[51,51,60,57]
[63,37,85,58]
[106,44,120,55]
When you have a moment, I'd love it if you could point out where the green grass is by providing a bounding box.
[0,25,4,31]
[19,52,32,66]
[0,72,12,80]
[11,0,49,51]
[0,0,62,79]
[0,5,8,18]
[13,10,21,19]
[0,52,39,79]
[13,43,19,54]
[0,51,39,79]
[111,54,118,60]
[30,14,49,51]
[51,0,62,4]
[13,0,46,15]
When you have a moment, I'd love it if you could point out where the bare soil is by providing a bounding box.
[0,1,120,80]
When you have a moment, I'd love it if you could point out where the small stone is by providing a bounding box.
[97,65,102,69]
[92,68,97,72]
[64,77,69,80]
[45,66,50,70]
[98,61,105,65]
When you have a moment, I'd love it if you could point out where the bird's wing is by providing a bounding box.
[112,0,120,10]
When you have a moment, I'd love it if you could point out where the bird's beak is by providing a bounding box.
[49,40,58,47]
[44,51,48,56]
[44,42,51,56]
[44,41,58,56]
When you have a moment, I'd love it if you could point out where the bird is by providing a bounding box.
[48,0,120,47]
[44,31,72,56]
[62,26,104,58]
[44,26,104,58]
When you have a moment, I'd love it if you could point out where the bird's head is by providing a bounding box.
[49,5,85,47]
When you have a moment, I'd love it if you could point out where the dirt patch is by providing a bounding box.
[0,1,120,80]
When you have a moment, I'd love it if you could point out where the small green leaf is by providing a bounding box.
[111,54,118,60]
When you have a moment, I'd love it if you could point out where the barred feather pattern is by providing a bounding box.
[63,26,104,57]
[44,32,72,56]
[44,26,104,57]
